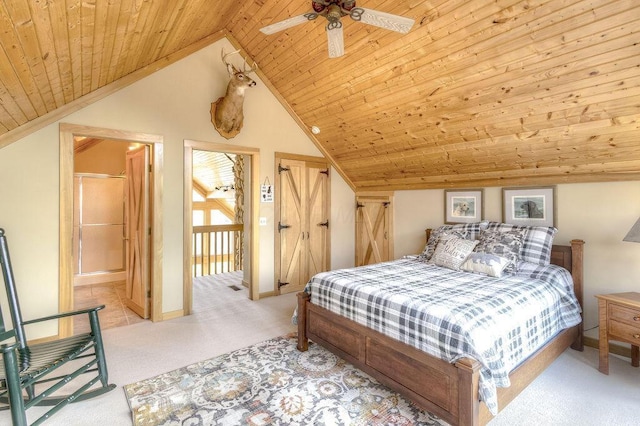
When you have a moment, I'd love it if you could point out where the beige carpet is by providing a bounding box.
[2,271,639,425]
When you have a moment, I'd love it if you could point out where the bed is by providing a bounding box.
[296,222,584,426]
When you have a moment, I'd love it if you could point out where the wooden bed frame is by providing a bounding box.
[296,236,585,426]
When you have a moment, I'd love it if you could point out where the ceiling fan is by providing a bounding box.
[259,0,415,58]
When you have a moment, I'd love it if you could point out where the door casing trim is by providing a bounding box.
[59,123,164,337]
[183,139,260,311]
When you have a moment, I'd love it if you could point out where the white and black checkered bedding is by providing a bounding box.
[304,257,582,415]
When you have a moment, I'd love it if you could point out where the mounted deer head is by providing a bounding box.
[210,49,258,139]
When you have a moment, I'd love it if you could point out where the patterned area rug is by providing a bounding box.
[124,334,447,425]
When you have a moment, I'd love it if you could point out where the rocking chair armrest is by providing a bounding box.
[21,305,106,326]
[1,341,19,354]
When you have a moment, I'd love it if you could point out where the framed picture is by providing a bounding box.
[502,186,556,227]
[444,189,484,224]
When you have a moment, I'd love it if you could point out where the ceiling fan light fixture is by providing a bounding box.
[327,4,343,19]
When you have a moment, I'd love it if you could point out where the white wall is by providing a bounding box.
[0,37,355,338]
[0,136,60,337]
[394,182,640,337]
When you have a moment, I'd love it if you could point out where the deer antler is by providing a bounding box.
[221,48,258,74]
[243,58,258,75]
[221,48,241,66]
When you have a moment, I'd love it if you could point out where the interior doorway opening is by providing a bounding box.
[191,150,245,278]
[59,124,164,338]
[72,140,151,332]
[183,140,260,314]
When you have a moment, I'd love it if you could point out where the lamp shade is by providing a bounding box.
[623,216,640,243]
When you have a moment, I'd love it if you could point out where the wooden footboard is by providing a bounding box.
[297,291,481,425]
[297,239,584,426]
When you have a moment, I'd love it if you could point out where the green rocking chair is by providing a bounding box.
[0,229,116,425]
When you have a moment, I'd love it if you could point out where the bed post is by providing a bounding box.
[456,358,481,426]
[570,239,585,351]
[297,292,309,351]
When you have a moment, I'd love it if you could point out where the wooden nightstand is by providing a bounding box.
[595,292,640,374]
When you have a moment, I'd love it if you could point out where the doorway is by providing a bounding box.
[59,124,164,338]
[183,140,260,313]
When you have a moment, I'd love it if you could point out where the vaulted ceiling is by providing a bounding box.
[1,0,639,191]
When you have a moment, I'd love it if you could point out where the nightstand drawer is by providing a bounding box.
[609,304,640,325]
[609,320,640,344]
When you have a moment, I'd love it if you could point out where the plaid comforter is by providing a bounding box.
[303,257,582,415]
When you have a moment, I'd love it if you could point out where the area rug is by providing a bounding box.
[124,333,447,425]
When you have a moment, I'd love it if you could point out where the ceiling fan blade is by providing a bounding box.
[351,8,414,34]
[260,13,313,35]
[327,25,344,58]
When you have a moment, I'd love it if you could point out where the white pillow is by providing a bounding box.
[429,236,478,270]
[461,252,511,278]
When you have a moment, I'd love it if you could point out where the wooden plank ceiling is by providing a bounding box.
[0,0,638,191]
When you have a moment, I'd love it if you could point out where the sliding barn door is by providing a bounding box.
[276,154,330,295]
[355,193,394,266]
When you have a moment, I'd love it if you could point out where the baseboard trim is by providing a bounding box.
[162,309,185,321]
[584,336,632,359]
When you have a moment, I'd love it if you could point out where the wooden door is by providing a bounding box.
[305,161,330,279]
[125,146,150,318]
[277,158,306,294]
[276,154,330,295]
[355,193,393,266]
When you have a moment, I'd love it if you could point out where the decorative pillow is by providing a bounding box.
[429,235,479,270]
[486,222,557,266]
[421,230,467,260]
[474,229,526,274]
[461,252,511,278]
[420,221,489,260]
